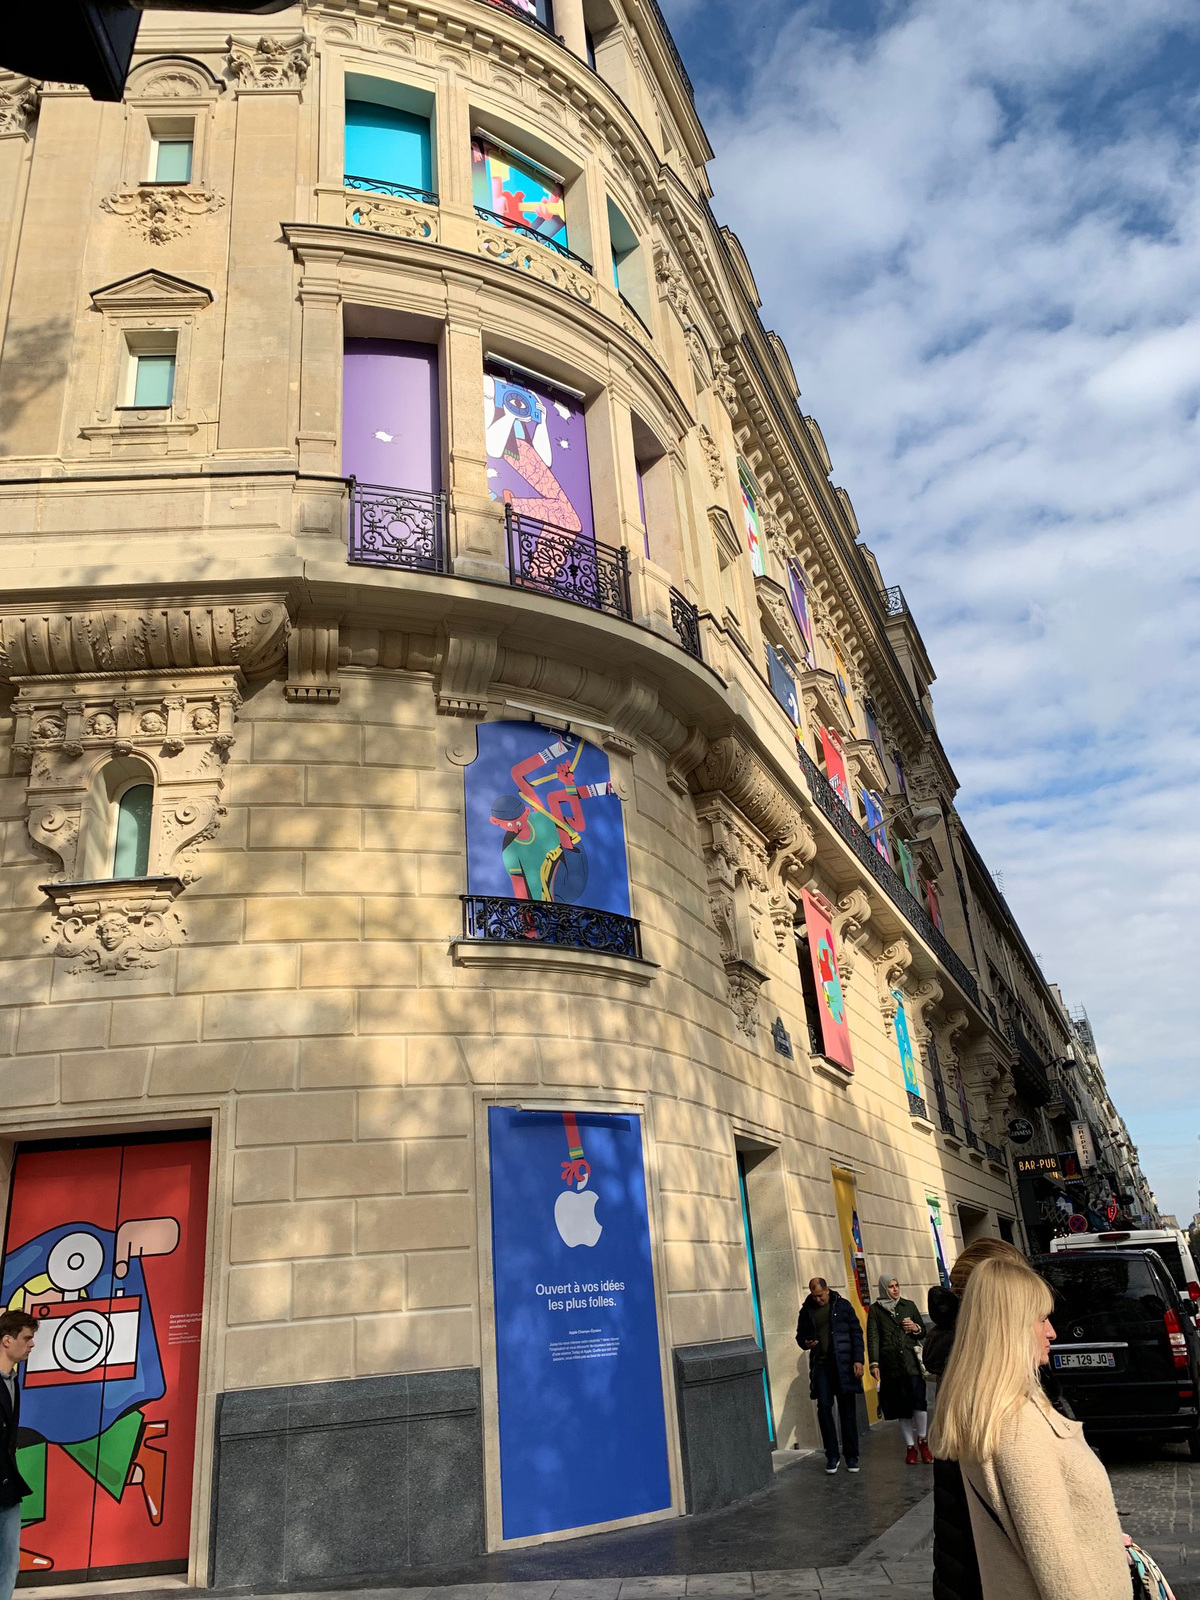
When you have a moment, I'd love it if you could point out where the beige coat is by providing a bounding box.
[960,1389,1131,1600]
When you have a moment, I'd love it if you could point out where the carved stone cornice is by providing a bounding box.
[691,734,797,849]
[0,600,289,681]
[846,737,888,794]
[227,34,312,92]
[100,187,225,246]
[800,668,847,738]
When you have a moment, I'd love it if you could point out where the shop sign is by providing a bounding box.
[487,1107,671,1539]
[1007,1116,1035,1145]
[1015,1152,1067,1178]
[1071,1119,1098,1172]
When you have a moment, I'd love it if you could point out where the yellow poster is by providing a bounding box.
[831,1165,879,1422]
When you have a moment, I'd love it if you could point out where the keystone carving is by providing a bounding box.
[227,35,312,91]
[725,957,768,1039]
[44,882,185,978]
[100,187,225,246]
[0,77,39,138]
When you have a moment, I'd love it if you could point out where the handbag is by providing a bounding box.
[1126,1540,1176,1600]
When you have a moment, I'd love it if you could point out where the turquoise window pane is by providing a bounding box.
[112,785,153,879]
[344,101,432,193]
[154,140,192,182]
[133,353,174,408]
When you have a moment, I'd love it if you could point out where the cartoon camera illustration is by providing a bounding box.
[493,378,543,426]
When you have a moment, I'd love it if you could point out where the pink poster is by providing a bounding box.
[820,726,852,812]
[802,890,854,1073]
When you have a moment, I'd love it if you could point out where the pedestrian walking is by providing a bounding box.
[796,1275,865,1474]
[927,1238,1025,1600]
[930,1254,1133,1600]
[866,1273,930,1464]
[0,1311,36,1600]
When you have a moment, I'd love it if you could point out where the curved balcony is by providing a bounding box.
[505,506,630,620]
[461,893,642,958]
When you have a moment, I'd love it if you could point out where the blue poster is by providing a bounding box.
[465,721,630,914]
[892,992,920,1096]
[766,645,800,726]
[488,1107,671,1538]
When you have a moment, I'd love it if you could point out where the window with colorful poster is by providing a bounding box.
[766,645,799,725]
[927,1195,952,1289]
[892,749,907,796]
[487,1107,671,1538]
[830,1166,878,1422]
[786,560,814,664]
[472,136,566,246]
[819,726,852,812]
[861,789,891,864]
[465,721,629,915]
[484,363,593,539]
[864,698,885,762]
[895,836,918,896]
[831,642,855,729]
[924,876,944,931]
[892,991,920,1097]
[800,889,854,1072]
[738,468,765,578]
[1,1135,210,1584]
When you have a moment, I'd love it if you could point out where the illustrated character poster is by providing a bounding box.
[487,1108,671,1538]
[926,1195,951,1289]
[465,721,630,917]
[831,642,855,730]
[819,726,852,813]
[925,876,944,931]
[1,1137,209,1583]
[472,138,566,245]
[766,645,799,726]
[862,789,891,863]
[739,470,765,578]
[786,560,814,664]
[484,364,594,542]
[892,992,920,1097]
[864,699,885,761]
[830,1166,878,1422]
[801,889,854,1072]
[896,836,918,896]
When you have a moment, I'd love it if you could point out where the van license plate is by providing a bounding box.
[1054,1351,1115,1370]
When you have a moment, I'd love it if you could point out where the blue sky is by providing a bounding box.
[660,0,1200,1223]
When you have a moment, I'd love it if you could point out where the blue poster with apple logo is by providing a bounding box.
[487,1107,672,1538]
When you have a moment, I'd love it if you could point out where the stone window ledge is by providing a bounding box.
[808,1053,854,1088]
[911,1114,936,1135]
[449,938,658,987]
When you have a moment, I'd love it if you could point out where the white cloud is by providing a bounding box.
[684,0,1200,1215]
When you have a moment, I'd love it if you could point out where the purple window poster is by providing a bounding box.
[786,560,813,663]
[465,721,630,916]
[484,365,594,538]
[342,339,440,492]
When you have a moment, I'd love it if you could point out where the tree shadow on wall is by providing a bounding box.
[0,314,72,443]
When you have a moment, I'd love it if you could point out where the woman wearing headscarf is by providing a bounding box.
[930,1254,1133,1600]
[866,1273,929,1464]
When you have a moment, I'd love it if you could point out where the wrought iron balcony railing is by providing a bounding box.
[670,587,702,659]
[474,206,594,273]
[344,174,439,207]
[964,1128,981,1152]
[796,744,981,1007]
[505,506,632,620]
[1007,1020,1052,1103]
[984,1140,1004,1164]
[907,1090,929,1121]
[348,482,447,573]
[939,1110,957,1137]
[883,584,907,617]
[461,894,642,958]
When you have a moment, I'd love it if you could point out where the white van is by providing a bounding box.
[1050,1229,1200,1318]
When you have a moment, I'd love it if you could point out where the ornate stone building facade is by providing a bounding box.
[0,3,1152,1589]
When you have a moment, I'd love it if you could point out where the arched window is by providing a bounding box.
[112,783,153,878]
[79,757,157,882]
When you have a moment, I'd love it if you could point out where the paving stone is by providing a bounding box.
[814,1571,895,1596]
[751,1573,821,1593]
[687,1577,753,1595]
[618,1581,688,1599]
[489,1586,559,1600]
[550,1583,624,1600]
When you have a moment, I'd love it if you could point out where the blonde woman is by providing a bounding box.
[930,1255,1132,1600]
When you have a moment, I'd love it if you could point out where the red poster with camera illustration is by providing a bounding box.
[1,1135,209,1583]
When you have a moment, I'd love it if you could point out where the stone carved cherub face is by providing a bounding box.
[95,912,131,951]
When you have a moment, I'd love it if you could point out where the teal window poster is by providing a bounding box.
[892,991,920,1097]
[488,1107,672,1538]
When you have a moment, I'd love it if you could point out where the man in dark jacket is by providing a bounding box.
[796,1277,864,1474]
[0,1310,36,1600]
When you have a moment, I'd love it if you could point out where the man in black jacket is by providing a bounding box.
[796,1277,865,1474]
[0,1310,35,1600]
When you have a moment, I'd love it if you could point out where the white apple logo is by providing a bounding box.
[555,1187,602,1248]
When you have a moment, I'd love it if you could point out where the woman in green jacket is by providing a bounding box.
[867,1273,930,1465]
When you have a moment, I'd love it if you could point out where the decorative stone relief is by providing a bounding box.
[960,1038,1016,1136]
[712,354,739,419]
[831,887,872,989]
[695,792,771,1035]
[286,619,341,703]
[0,600,288,681]
[726,957,768,1039]
[100,187,225,246]
[346,192,437,241]
[476,221,596,305]
[226,35,312,91]
[436,633,498,718]
[654,252,691,323]
[45,884,185,977]
[698,425,724,488]
[0,77,39,138]
[876,938,912,1024]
